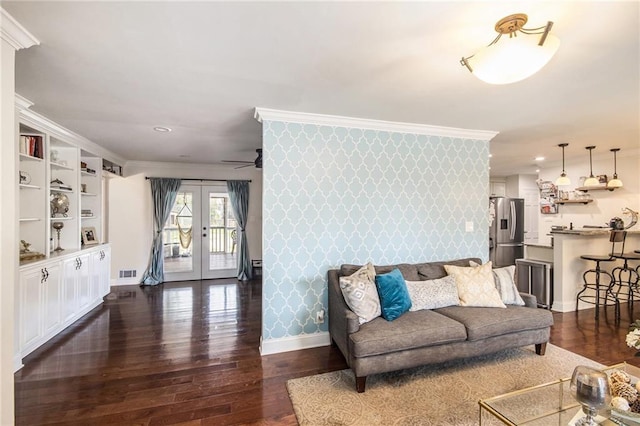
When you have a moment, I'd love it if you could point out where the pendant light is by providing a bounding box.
[607,148,623,188]
[555,143,571,186]
[583,146,599,187]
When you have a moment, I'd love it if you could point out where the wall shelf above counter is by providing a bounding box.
[575,185,617,192]
[555,199,593,205]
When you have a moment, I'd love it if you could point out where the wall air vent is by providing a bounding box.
[119,270,137,278]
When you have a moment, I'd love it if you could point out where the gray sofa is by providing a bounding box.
[328,258,555,393]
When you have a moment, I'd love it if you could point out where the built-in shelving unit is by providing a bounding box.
[15,95,123,371]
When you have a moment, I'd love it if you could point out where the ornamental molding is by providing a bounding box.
[254,107,499,141]
[1,8,39,50]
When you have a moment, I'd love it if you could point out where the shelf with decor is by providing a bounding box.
[555,199,594,205]
[80,152,102,245]
[18,126,47,258]
[575,186,617,192]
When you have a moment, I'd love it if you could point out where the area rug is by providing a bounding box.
[286,345,605,425]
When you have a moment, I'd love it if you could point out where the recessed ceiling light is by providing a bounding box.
[536,169,540,173]
[153,126,172,132]
[489,154,493,158]
[534,156,545,161]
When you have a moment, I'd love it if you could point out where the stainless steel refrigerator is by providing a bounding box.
[489,197,524,267]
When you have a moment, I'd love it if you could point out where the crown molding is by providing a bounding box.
[1,8,39,50]
[254,107,499,141]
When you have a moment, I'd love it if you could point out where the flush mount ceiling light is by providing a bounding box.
[556,143,570,186]
[535,156,545,161]
[153,126,172,132]
[607,148,623,188]
[460,13,560,85]
[583,146,599,187]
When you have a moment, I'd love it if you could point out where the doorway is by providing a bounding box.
[162,184,238,281]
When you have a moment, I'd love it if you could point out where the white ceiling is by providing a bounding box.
[4,1,639,176]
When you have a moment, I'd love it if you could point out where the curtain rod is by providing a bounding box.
[145,177,251,183]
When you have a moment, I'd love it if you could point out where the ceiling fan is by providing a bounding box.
[222,148,262,169]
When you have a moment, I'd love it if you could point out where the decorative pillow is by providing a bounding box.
[444,262,506,308]
[374,268,412,321]
[405,276,459,311]
[339,263,381,324]
[470,261,525,306]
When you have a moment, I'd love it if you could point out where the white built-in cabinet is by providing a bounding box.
[19,244,111,361]
[15,96,122,368]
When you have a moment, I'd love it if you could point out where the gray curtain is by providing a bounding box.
[227,180,251,280]
[141,178,182,286]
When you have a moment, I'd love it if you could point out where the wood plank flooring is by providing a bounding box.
[14,279,640,425]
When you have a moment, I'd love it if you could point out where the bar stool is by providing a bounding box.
[576,231,626,320]
[612,234,640,306]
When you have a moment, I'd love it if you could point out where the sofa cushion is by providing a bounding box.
[349,310,468,357]
[416,258,482,280]
[444,262,506,308]
[339,263,381,324]
[434,305,554,341]
[341,263,420,281]
[375,269,412,321]
[406,276,459,311]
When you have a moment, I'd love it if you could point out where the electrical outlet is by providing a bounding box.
[315,309,325,324]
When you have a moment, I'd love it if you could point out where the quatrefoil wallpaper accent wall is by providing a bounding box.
[261,117,491,347]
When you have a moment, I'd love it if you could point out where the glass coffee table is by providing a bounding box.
[479,363,640,425]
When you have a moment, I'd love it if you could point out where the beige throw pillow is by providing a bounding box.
[339,263,381,324]
[444,262,506,308]
[469,261,525,306]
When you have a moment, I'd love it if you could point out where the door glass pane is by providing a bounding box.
[163,191,193,273]
[208,193,236,272]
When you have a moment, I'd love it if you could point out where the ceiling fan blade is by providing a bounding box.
[234,164,253,169]
[221,160,253,164]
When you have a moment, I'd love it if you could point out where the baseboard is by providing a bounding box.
[111,277,139,286]
[13,353,23,373]
[260,332,331,356]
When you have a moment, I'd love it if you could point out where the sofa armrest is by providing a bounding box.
[328,270,360,361]
[520,292,538,308]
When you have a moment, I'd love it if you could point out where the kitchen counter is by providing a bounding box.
[549,229,640,313]
[551,228,640,236]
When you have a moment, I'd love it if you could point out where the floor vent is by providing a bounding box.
[119,270,137,278]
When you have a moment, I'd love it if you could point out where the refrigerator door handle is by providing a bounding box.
[510,201,516,241]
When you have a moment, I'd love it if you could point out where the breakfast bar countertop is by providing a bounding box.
[550,228,640,236]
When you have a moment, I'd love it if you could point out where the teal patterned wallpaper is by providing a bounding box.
[261,118,490,344]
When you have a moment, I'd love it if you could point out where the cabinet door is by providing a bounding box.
[20,267,44,350]
[61,258,79,323]
[41,264,61,336]
[76,254,91,311]
[91,248,111,301]
[99,248,111,297]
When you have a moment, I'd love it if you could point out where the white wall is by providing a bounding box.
[538,151,640,245]
[109,161,262,284]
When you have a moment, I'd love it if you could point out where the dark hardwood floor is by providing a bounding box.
[14,279,640,425]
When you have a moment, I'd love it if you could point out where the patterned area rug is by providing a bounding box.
[286,345,604,425]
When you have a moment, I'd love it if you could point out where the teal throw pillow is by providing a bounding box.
[375,268,412,321]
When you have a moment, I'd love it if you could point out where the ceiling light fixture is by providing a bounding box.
[535,156,545,161]
[153,126,172,132]
[460,13,560,85]
[583,146,599,187]
[556,143,570,186]
[607,148,623,188]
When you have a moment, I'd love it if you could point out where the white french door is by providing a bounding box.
[163,184,237,281]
